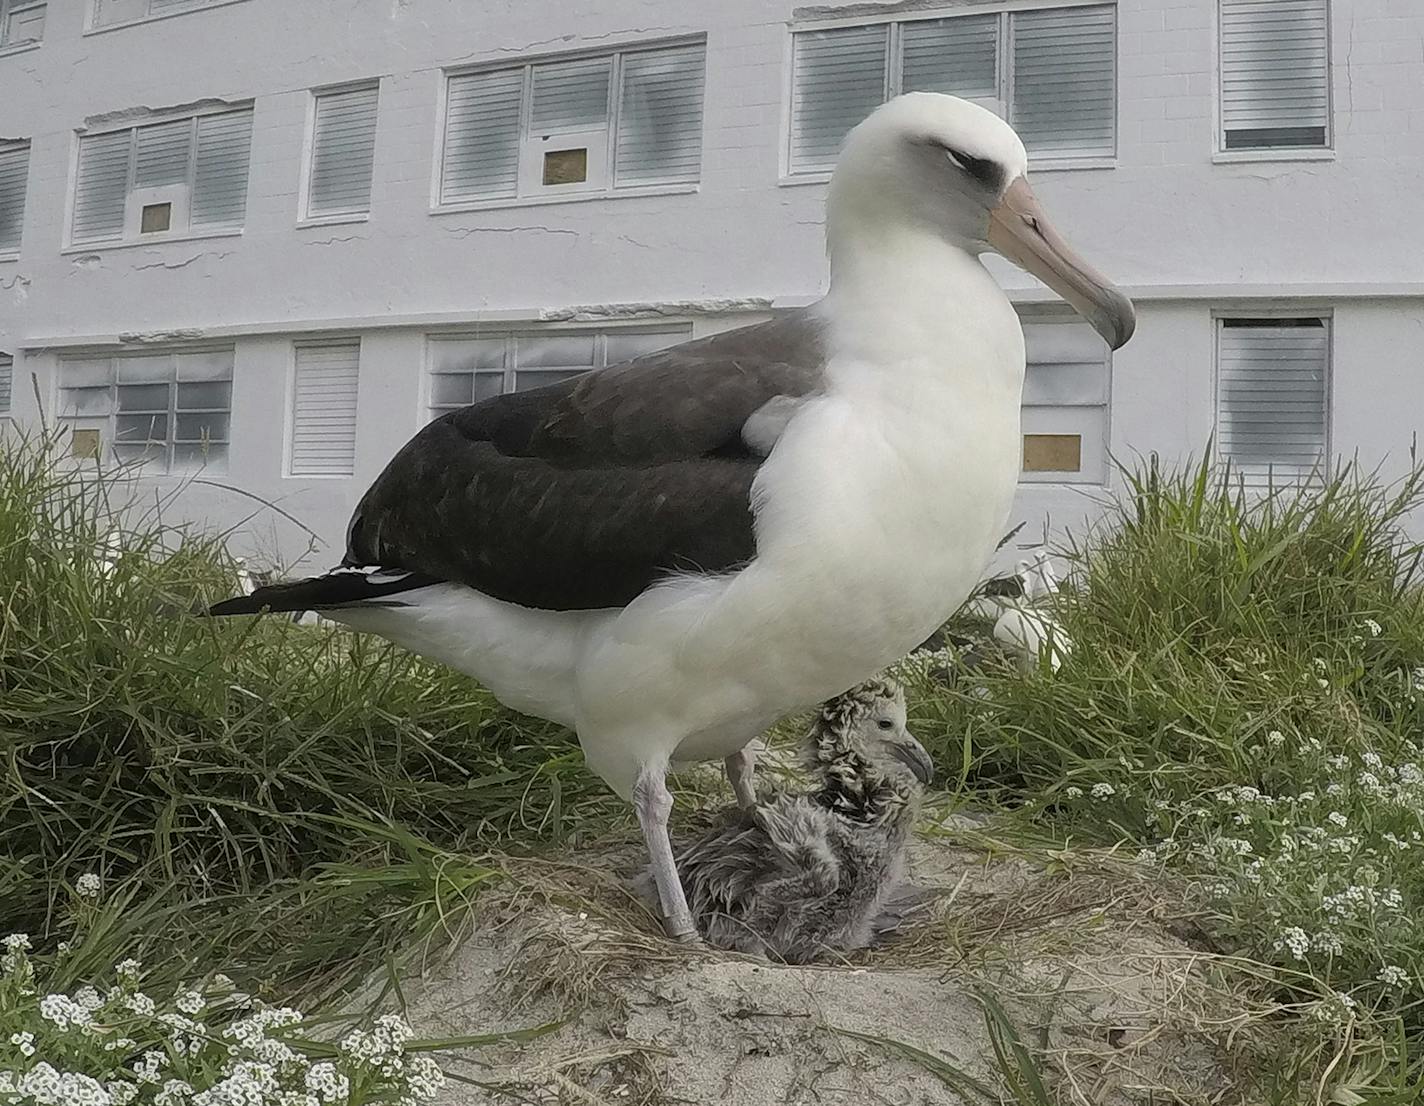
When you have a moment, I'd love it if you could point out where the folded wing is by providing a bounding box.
[345,311,826,610]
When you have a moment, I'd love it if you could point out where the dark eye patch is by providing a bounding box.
[936,143,1004,193]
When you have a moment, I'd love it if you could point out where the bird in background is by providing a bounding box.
[209,92,1134,942]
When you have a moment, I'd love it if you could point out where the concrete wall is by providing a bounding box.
[1,0,1422,571]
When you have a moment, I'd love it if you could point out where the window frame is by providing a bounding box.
[0,352,13,417]
[0,0,45,52]
[782,0,1118,182]
[86,0,251,34]
[1212,310,1333,486]
[1016,308,1114,487]
[1214,0,1334,161]
[55,345,235,476]
[432,35,707,214]
[299,80,382,227]
[65,103,254,251]
[423,323,693,422]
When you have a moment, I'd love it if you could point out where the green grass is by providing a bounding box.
[8,432,1424,1100]
[0,433,624,1001]
[903,451,1424,1087]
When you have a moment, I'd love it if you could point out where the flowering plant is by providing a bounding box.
[1,916,444,1106]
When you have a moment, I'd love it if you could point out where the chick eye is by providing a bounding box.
[877,719,895,731]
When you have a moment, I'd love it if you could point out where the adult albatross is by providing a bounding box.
[210,93,1134,941]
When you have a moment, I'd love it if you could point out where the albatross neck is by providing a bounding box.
[823,225,1018,371]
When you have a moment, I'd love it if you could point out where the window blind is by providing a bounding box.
[789,25,889,173]
[290,342,361,476]
[1218,318,1329,484]
[308,85,379,218]
[1220,0,1330,149]
[442,68,524,202]
[0,143,29,254]
[901,16,998,102]
[1010,5,1116,157]
[73,131,133,245]
[616,42,705,185]
[191,110,253,227]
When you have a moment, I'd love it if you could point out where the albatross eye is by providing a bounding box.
[877,718,895,731]
[937,145,1004,193]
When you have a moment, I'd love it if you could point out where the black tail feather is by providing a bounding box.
[207,567,441,616]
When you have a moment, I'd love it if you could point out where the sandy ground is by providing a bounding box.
[387,820,1252,1106]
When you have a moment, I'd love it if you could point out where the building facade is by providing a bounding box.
[0,0,1421,573]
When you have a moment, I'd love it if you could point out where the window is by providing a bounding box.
[0,354,12,415]
[788,5,1116,175]
[72,108,253,246]
[1019,316,1110,484]
[0,142,28,257]
[1217,317,1329,485]
[439,40,705,205]
[57,347,233,473]
[289,341,361,476]
[1,1,44,47]
[92,0,238,28]
[427,326,690,419]
[1219,0,1330,151]
[306,84,380,220]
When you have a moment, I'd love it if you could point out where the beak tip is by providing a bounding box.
[1098,290,1137,351]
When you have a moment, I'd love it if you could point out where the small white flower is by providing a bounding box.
[1383,832,1410,851]
[40,993,94,1032]
[1317,678,1330,689]
[1091,782,1115,800]
[155,1079,194,1106]
[1378,965,1410,989]
[9,1031,35,1057]
[76,873,103,898]
[115,959,142,981]
[2,934,30,953]
[1362,751,1383,769]
[124,992,156,1017]
[1314,658,1328,674]
[305,1063,350,1103]
[1064,786,1082,800]
[75,985,104,1011]
[1274,926,1310,961]
[1327,811,1348,828]
[1312,931,1344,956]
[1267,730,1286,748]
[175,990,206,1016]
[1363,618,1382,637]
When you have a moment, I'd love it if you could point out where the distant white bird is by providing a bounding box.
[208,93,1132,941]
[97,528,123,579]
[992,551,1072,673]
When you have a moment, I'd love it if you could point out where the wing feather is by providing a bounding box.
[345,310,826,610]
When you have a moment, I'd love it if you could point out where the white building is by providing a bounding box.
[0,0,1421,572]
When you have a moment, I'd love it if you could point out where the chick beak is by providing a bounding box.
[890,738,935,786]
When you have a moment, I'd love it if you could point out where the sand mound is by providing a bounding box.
[394,827,1262,1105]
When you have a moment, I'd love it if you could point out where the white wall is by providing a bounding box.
[1,0,1422,571]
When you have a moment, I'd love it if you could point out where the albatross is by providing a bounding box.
[209,93,1134,941]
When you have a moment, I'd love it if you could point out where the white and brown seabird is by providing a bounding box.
[210,93,1135,941]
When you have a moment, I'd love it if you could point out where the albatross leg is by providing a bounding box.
[724,746,758,810]
[633,765,698,942]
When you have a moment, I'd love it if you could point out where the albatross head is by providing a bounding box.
[829,92,1135,350]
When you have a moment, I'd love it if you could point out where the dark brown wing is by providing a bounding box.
[344,311,826,610]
